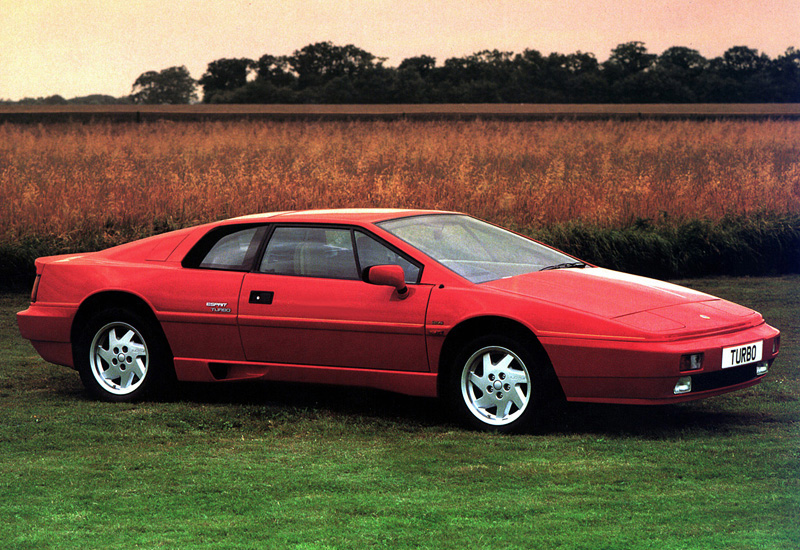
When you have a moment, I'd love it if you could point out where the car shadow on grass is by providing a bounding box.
[538,401,767,438]
[167,380,765,437]
[173,380,449,429]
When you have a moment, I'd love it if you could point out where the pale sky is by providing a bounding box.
[2,0,798,100]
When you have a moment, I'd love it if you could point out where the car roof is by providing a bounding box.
[228,208,455,225]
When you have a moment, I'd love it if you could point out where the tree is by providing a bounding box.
[130,66,197,104]
[720,46,769,75]
[290,42,384,89]
[647,47,709,102]
[393,68,431,103]
[435,50,515,102]
[770,47,800,101]
[42,95,69,105]
[398,55,436,77]
[604,42,657,78]
[253,54,296,87]
[657,46,707,73]
[554,52,604,103]
[198,58,253,102]
[442,50,513,81]
[704,46,772,102]
[157,41,799,105]
[602,42,658,102]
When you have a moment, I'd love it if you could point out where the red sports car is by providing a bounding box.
[17,209,780,431]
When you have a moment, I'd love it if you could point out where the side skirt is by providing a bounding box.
[173,358,439,398]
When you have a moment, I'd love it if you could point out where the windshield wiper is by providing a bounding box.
[540,262,587,271]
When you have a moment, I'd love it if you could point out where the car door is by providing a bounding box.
[154,224,268,362]
[238,225,433,372]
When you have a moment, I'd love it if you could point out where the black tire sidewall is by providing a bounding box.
[75,308,169,402]
[448,333,542,433]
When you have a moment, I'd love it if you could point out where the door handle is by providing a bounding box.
[249,291,274,304]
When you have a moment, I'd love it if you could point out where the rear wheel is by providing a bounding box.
[450,334,544,432]
[75,308,171,402]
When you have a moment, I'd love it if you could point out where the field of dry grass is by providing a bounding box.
[1,119,798,247]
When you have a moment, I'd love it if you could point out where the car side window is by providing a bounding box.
[194,226,265,270]
[354,231,421,283]
[260,227,359,280]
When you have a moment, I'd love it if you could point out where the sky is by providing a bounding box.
[2,0,798,100]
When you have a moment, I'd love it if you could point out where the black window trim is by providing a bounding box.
[182,221,425,283]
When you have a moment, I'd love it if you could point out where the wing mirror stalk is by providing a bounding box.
[364,265,408,299]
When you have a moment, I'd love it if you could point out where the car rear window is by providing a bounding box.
[183,225,267,271]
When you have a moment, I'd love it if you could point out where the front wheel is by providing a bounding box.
[75,308,171,402]
[450,335,545,432]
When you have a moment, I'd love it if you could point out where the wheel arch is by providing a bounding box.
[437,315,563,399]
[71,291,171,357]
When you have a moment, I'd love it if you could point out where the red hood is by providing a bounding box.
[483,268,712,316]
[483,268,761,333]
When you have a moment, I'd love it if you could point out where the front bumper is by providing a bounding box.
[541,322,780,404]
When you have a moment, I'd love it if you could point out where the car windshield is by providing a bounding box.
[378,214,582,283]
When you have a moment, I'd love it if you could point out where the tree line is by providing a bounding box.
[7,41,799,105]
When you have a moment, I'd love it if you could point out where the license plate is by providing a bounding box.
[722,341,763,369]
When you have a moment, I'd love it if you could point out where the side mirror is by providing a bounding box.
[364,265,409,299]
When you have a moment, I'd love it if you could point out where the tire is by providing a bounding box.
[75,308,172,402]
[449,334,545,433]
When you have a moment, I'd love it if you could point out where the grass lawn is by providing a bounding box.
[1,276,798,549]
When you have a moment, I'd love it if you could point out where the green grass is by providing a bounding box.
[1,277,798,549]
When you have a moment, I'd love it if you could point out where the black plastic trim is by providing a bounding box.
[249,291,274,305]
[691,363,763,393]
